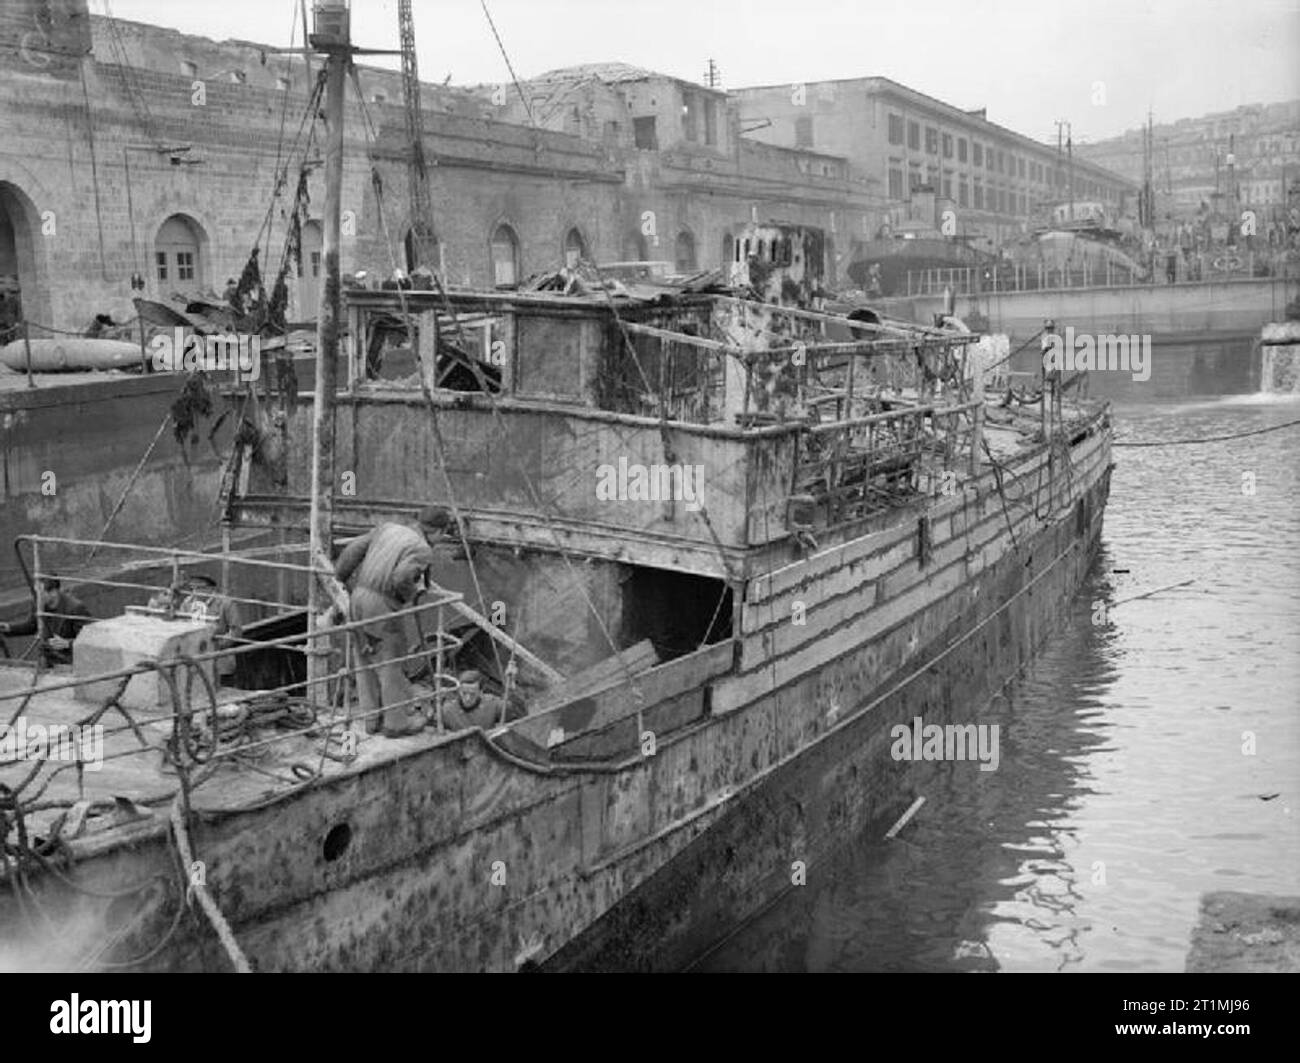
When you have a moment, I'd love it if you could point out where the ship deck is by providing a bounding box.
[0,664,463,847]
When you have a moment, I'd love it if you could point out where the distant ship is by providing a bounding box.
[845,185,994,297]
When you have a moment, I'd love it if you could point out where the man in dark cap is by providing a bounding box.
[334,506,456,738]
[178,573,243,684]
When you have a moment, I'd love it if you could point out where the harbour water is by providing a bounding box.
[697,392,1300,972]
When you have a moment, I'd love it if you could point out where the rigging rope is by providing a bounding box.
[479,0,537,128]
[352,82,671,696]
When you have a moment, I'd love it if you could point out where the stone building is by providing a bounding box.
[471,63,880,284]
[732,77,1135,250]
[0,4,881,335]
[1076,101,1300,229]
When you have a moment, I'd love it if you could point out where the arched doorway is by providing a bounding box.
[674,230,696,273]
[623,230,649,262]
[0,181,47,342]
[154,214,205,294]
[563,227,586,269]
[298,220,322,320]
[490,223,520,288]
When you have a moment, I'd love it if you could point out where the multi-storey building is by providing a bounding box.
[732,77,1135,249]
[1077,101,1300,229]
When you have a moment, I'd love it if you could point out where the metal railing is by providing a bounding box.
[905,250,1298,297]
[1,534,486,751]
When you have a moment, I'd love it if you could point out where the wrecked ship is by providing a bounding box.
[0,213,1112,971]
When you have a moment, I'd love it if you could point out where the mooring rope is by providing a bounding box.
[1113,416,1300,447]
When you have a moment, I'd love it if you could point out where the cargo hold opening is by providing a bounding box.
[620,567,732,662]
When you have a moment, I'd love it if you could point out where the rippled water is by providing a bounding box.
[698,394,1300,972]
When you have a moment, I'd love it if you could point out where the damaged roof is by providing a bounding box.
[529,62,662,85]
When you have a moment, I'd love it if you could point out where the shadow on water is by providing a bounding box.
[697,562,1122,972]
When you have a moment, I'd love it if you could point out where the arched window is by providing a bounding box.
[721,232,734,267]
[563,227,586,269]
[674,230,696,273]
[154,214,205,291]
[298,220,322,319]
[491,223,520,288]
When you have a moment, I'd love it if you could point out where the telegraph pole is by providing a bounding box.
[1067,126,1075,222]
[1055,120,1072,221]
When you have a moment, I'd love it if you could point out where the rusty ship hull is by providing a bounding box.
[0,378,1110,972]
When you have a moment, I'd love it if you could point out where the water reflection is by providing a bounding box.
[698,397,1300,972]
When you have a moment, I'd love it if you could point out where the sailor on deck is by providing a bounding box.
[437,669,524,732]
[178,574,243,683]
[334,506,454,738]
[0,577,90,667]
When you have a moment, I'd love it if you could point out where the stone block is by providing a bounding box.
[73,614,216,712]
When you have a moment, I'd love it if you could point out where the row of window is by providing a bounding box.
[885,167,1040,216]
[885,112,1118,198]
[888,162,1119,210]
[153,211,716,303]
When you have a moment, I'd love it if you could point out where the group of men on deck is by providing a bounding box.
[332,504,523,739]
[0,507,524,741]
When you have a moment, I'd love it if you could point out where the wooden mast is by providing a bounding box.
[306,2,350,697]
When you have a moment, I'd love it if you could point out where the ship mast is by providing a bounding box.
[306,1,351,694]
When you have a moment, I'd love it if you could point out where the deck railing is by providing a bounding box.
[904,251,1298,297]
[1,534,485,754]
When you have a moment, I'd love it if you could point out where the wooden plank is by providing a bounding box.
[747,517,920,604]
[747,462,996,609]
[742,535,913,633]
[719,554,971,713]
[742,477,1028,636]
[745,437,1066,606]
[530,639,658,713]
[722,443,1112,711]
[548,689,707,762]
[515,640,730,746]
[739,575,880,671]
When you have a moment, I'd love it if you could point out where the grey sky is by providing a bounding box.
[104,0,1300,144]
